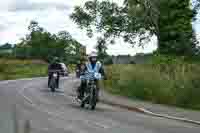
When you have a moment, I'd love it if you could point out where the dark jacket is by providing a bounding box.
[48,63,62,74]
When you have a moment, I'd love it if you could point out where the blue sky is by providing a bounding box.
[0,0,197,55]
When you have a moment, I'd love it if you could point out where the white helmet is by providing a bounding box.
[88,51,98,58]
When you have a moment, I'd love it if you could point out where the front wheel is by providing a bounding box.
[91,102,96,110]
[50,78,56,92]
[81,101,85,108]
[51,87,55,92]
[90,87,97,110]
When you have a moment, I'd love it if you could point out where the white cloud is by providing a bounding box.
[0,0,70,12]
[0,0,157,55]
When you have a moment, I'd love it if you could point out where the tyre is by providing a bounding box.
[90,87,97,110]
[91,102,96,110]
[51,87,55,92]
[81,101,85,108]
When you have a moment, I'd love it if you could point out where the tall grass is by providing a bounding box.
[0,59,47,80]
[104,63,200,110]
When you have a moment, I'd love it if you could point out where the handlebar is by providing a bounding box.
[48,70,62,73]
[80,72,103,80]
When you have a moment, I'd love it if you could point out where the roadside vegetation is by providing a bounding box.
[71,0,200,110]
[0,59,47,80]
[103,55,200,110]
[0,58,77,81]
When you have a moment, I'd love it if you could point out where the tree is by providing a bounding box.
[15,21,84,62]
[70,0,199,56]
[0,43,12,50]
[96,37,108,61]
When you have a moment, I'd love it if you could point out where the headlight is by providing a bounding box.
[94,73,101,79]
[53,73,58,77]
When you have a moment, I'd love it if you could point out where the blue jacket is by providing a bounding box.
[80,61,105,80]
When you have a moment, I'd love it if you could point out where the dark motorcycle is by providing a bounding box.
[48,70,60,92]
[79,72,101,110]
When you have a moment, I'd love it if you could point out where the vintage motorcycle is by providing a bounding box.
[78,72,102,110]
[48,70,61,92]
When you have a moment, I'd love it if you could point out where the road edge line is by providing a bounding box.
[101,100,200,125]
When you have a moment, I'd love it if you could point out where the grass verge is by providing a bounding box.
[103,63,200,110]
[0,58,47,80]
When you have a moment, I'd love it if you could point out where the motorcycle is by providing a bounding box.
[79,72,102,110]
[48,70,61,92]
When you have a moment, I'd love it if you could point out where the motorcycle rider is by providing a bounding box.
[75,60,81,78]
[76,58,87,78]
[77,51,106,101]
[48,57,63,89]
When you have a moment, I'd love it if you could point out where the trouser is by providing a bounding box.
[48,73,60,88]
[78,80,100,100]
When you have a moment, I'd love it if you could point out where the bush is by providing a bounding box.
[103,56,113,65]
[103,61,200,110]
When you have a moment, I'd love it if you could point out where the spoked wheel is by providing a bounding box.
[89,87,97,110]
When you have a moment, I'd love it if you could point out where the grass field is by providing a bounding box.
[103,63,200,110]
[0,59,48,80]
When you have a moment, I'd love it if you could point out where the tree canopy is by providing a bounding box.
[14,21,85,63]
[70,0,200,56]
[0,43,12,50]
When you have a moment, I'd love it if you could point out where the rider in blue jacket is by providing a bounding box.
[77,51,106,101]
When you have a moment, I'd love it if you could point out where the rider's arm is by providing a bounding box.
[99,66,107,79]
[48,64,52,74]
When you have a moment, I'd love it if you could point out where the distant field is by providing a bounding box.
[0,59,48,80]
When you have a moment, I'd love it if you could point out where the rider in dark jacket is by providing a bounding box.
[48,57,62,89]
[75,61,81,78]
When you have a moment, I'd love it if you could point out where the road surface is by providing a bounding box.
[0,76,200,133]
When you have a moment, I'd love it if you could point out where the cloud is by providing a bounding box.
[0,0,158,55]
[0,0,70,12]
[0,23,7,31]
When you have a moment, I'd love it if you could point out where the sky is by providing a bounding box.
[0,0,198,55]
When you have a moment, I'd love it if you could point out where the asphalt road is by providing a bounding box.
[0,76,200,133]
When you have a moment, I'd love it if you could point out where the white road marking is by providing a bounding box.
[84,120,111,129]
